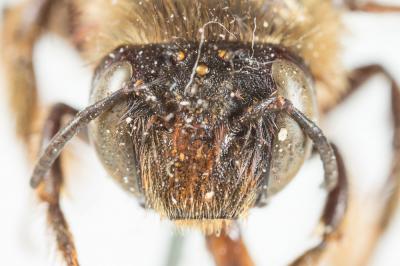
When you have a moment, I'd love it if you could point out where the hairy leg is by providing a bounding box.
[341,65,400,234]
[2,0,51,141]
[290,144,348,266]
[206,222,254,266]
[343,0,400,12]
[36,103,80,266]
[1,0,73,142]
[293,65,400,266]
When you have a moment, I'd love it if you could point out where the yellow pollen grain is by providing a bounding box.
[134,79,144,86]
[218,49,232,61]
[218,49,227,59]
[176,51,186,61]
[196,64,209,77]
[179,153,185,161]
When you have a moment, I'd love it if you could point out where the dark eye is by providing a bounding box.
[89,61,143,196]
[266,59,318,196]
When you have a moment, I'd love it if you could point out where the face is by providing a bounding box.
[89,41,318,229]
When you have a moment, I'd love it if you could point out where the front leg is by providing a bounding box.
[1,0,74,142]
[290,144,348,266]
[206,222,254,266]
[36,103,81,266]
[292,65,400,265]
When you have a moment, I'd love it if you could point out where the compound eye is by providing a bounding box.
[266,59,318,197]
[89,61,143,197]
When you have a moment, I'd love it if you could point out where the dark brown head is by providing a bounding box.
[89,41,318,232]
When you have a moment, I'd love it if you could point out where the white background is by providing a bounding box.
[1,0,400,265]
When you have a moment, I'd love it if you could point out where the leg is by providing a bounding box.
[343,66,400,231]
[1,0,73,142]
[295,65,400,265]
[329,65,399,112]
[206,222,254,266]
[343,0,400,12]
[380,82,400,229]
[290,144,348,266]
[2,0,51,141]
[36,103,80,266]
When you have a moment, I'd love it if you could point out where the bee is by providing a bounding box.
[1,0,400,265]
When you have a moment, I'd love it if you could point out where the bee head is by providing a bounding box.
[90,41,317,233]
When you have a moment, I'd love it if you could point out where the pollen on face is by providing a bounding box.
[205,191,215,201]
[196,64,210,77]
[176,51,186,62]
[278,128,288,141]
